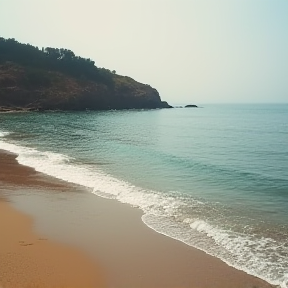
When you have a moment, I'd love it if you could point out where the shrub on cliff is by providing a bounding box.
[0,37,113,86]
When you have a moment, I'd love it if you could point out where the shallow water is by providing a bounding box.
[1,104,287,287]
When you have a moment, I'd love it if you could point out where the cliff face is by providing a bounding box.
[0,62,171,111]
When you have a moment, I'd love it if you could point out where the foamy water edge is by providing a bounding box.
[0,132,287,288]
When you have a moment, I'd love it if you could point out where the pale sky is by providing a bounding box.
[1,0,288,104]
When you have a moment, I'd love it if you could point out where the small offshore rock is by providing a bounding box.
[185,104,198,108]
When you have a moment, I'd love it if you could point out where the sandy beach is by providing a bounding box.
[0,150,106,288]
[0,149,274,288]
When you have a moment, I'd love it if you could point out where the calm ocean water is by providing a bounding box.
[1,104,288,287]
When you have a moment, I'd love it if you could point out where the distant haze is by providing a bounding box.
[1,0,287,104]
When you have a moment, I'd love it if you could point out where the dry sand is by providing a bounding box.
[0,149,274,288]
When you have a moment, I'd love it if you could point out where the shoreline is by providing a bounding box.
[0,150,106,288]
[0,149,275,288]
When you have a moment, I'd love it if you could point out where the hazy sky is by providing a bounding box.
[1,0,288,104]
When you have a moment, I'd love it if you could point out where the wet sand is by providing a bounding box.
[0,151,106,288]
[0,200,106,288]
[0,149,274,288]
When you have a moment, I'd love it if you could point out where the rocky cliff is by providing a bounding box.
[0,38,172,111]
[0,62,171,111]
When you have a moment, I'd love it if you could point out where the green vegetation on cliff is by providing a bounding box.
[0,37,171,111]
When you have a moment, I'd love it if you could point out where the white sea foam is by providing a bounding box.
[281,274,288,288]
[143,215,288,287]
[0,136,287,288]
[0,131,10,137]
[0,140,186,218]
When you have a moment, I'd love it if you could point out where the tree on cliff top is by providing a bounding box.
[0,37,113,86]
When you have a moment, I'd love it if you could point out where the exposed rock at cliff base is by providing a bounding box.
[160,101,173,108]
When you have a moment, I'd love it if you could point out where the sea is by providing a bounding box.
[0,103,287,287]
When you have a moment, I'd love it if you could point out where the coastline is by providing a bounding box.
[0,149,275,288]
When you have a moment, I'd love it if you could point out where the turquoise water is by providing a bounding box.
[1,104,288,287]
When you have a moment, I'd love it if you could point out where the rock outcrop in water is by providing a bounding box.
[0,37,172,111]
[185,104,198,108]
